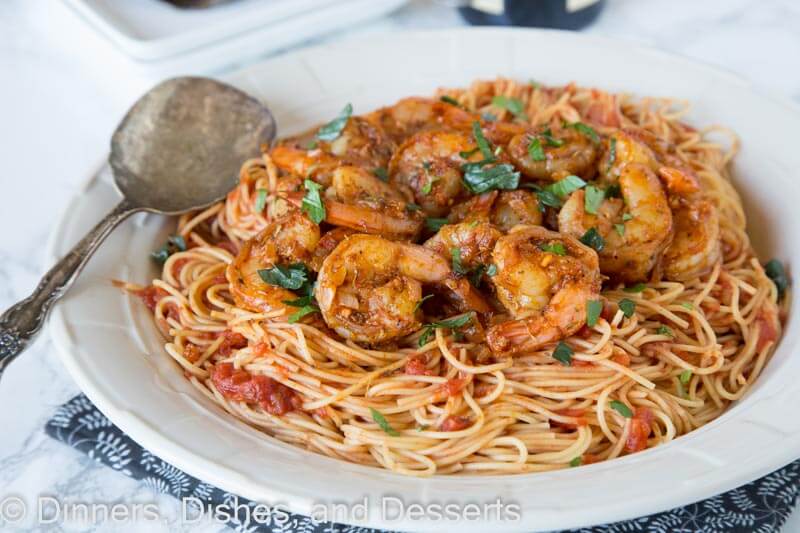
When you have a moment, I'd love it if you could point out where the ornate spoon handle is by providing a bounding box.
[0,200,137,376]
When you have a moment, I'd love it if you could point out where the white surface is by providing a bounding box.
[1,1,800,532]
[64,0,407,74]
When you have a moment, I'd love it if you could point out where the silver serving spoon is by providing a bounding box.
[0,77,276,377]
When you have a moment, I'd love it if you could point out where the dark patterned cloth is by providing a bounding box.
[46,394,799,532]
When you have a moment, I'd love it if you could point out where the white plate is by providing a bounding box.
[47,28,800,532]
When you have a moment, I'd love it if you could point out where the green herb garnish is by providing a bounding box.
[151,235,187,264]
[258,263,309,290]
[486,264,498,276]
[606,137,617,171]
[370,408,400,436]
[421,161,438,195]
[414,294,433,313]
[287,305,319,323]
[765,259,788,298]
[472,121,494,160]
[373,167,389,182]
[605,183,622,198]
[451,248,467,275]
[624,283,647,293]
[586,300,603,327]
[440,95,461,107]
[552,341,573,366]
[613,223,625,237]
[548,175,587,199]
[425,217,449,232]
[679,370,692,385]
[301,179,326,224]
[584,185,604,215]
[406,203,422,212]
[254,188,268,213]
[610,400,633,418]
[528,137,545,161]
[680,302,694,311]
[541,128,564,147]
[462,162,520,194]
[569,457,582,467]
[316,103,352,141]
[492,95,528,120]
[459,147,480,159]
[539,242,567,256]
[618,298,636,318]
[579,227,605,252]
[566,121,600,143]
[418,313,474,347]
[657,325,674,337]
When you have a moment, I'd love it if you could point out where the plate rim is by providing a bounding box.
[46,27,800,532]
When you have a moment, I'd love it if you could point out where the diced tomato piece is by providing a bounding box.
[217,330,248,356]
[211,362,300,416]
[133,286,169,312]
[625,407,654,453]
[755,307,779,352]
[183,343,202,363]
[440,415,471,432]
[582,453,601,465]
[611,352,631,367]
[441,376,468,397]
[405,355,432,376]
[552,408,588,429]
[601,301,617,322]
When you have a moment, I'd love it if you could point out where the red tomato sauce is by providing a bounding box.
[211,362,300,416]
[440,415,471,432]
[625,407,654,453]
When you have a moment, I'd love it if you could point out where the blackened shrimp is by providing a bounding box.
[486,225,602,356]
[507,126,599,181]
[315,234,450,344]
[226,212,320,313]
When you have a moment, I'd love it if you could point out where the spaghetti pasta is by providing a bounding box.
[122,78,786,476]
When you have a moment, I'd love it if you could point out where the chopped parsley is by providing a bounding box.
[541,128,564,147]
[605,183,622,198]
[624,283,647,293]
[566,121,600,144]
[539,242,567,256]
[528,137,545,161]
[472,121,494,160]
[421,161,438,195]
[459,147,480,159]
[316,103,352,141]
[657,325,674,337]
[462,162,520,193]
[679,370,692,385]
[370,408,400,436]
[622,213,634,222]
[405,203,422,212]
[414,294,434,313]
[610,400,633,418]
[486,264,498,276]
[552,341,573,366]
[305,140,318,150]
[254,188,268,213]
[451,248,467,275]
[287,305,319,323]
[258,263,309,290]
[765,259,788,298]
[425,217,449,232]
[492,95,528,120]
[586,299,603,327]
[680,302,694,311]
[440,95,461,107]
[618,298,636,318]
[301,179,326,224]
[418,313,474,347]
[613,223,625,237]
[606,137,617,171]
[584,185,605,215]
[373,167,389,182]
[579,227,605,252]
[549,175,587,199]
[151,234,187,264]
[569,457,582,467]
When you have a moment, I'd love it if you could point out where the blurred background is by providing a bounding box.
[1,1,799,531]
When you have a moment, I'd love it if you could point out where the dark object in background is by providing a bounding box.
[459,0,605,30]
[163,0,228,8]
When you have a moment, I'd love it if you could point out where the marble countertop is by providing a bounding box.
[1,0,798,531]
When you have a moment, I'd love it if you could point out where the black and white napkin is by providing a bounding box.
[46,394,799,532]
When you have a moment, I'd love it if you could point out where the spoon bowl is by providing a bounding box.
[0,77,276,376]
[110,77,276,214]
